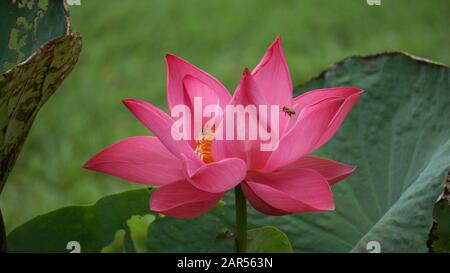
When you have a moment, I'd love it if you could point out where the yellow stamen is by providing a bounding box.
[194,125,215,163]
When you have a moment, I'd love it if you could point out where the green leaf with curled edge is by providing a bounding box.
[0,1,81,194]
[0,0,69,74]
[221,52,450,253]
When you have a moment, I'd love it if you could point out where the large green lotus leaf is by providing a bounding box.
[0,0,68,74]
[7,189,153,252]
[220,52,450,253]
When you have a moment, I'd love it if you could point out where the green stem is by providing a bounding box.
[234,185,247,253]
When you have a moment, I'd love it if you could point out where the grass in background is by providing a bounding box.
[1,0,449,231]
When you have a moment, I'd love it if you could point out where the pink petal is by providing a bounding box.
[183,74,221,113]
[251,36,293,110]
[264,97,344,172]
[185,158,247,193]
[211,137,246,164]
[241,182,290,216]
[166,54,231,111]
[231,68,273,131]
[122,99,202,167]
[284,95,342,134]
[216,70,252,162]
[83,137,184,186]
[233,68,266,106]
[293,87,363,149]
[221,69,272,169]
[282,155,356,185]
[246,168,335,213]
[150,179,223,218]
[183,75,223,139]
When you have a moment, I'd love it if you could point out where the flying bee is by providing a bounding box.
[282,106,296,117]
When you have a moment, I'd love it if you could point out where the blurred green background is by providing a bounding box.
[1,0,449,231]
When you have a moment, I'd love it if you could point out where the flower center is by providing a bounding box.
[194,125,214,163]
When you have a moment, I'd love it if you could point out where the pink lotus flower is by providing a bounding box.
[84,36,362,218]
[212,37,363,215]
[84,54,247,218]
